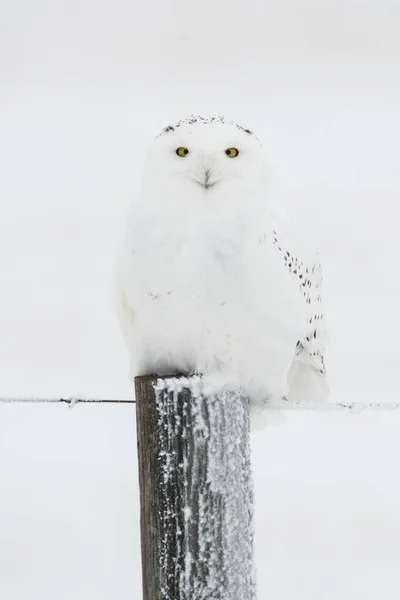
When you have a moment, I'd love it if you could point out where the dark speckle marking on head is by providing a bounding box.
[157,114,261,143]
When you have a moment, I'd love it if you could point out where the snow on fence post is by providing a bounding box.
[135,374,256,600]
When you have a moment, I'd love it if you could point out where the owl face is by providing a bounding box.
[143,119,267,196]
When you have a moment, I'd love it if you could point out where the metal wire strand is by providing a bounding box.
[0,397,400,412]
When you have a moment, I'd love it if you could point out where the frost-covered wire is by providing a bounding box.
[1,396,400,412]
[266,399,400,412]
[0,397,135,404]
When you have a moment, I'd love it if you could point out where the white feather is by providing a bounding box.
[116,115,328,405]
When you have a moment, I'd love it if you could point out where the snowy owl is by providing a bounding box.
[116,115,327,405]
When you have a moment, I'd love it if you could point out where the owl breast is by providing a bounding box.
[121,207,303,402]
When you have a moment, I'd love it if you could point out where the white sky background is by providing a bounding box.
[1,1,400,598]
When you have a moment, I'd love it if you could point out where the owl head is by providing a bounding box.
[142,115,269,200]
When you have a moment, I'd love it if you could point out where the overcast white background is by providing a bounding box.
[1,1,400,598]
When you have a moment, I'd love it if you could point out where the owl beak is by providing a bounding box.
[204,169,212,188]
[197,169,215,189]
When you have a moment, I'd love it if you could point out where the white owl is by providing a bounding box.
[116,115,327,405]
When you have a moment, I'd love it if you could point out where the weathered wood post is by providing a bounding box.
[135,375,256,600]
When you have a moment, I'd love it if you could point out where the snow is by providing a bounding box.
[155,377,255,599]
[1,0,400,598]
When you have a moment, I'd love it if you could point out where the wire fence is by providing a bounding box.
[1,396,400,412]
[0,397,135,405]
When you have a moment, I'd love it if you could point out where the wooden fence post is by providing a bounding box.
[135,375,256,600]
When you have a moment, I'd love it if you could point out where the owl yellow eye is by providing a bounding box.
[176,147,189,157]
[225,147,239,158]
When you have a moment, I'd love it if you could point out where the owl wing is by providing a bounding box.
[269,207,327,375]
[295,258,326,374]
[115,285,135,342]
[114,225,136,347]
